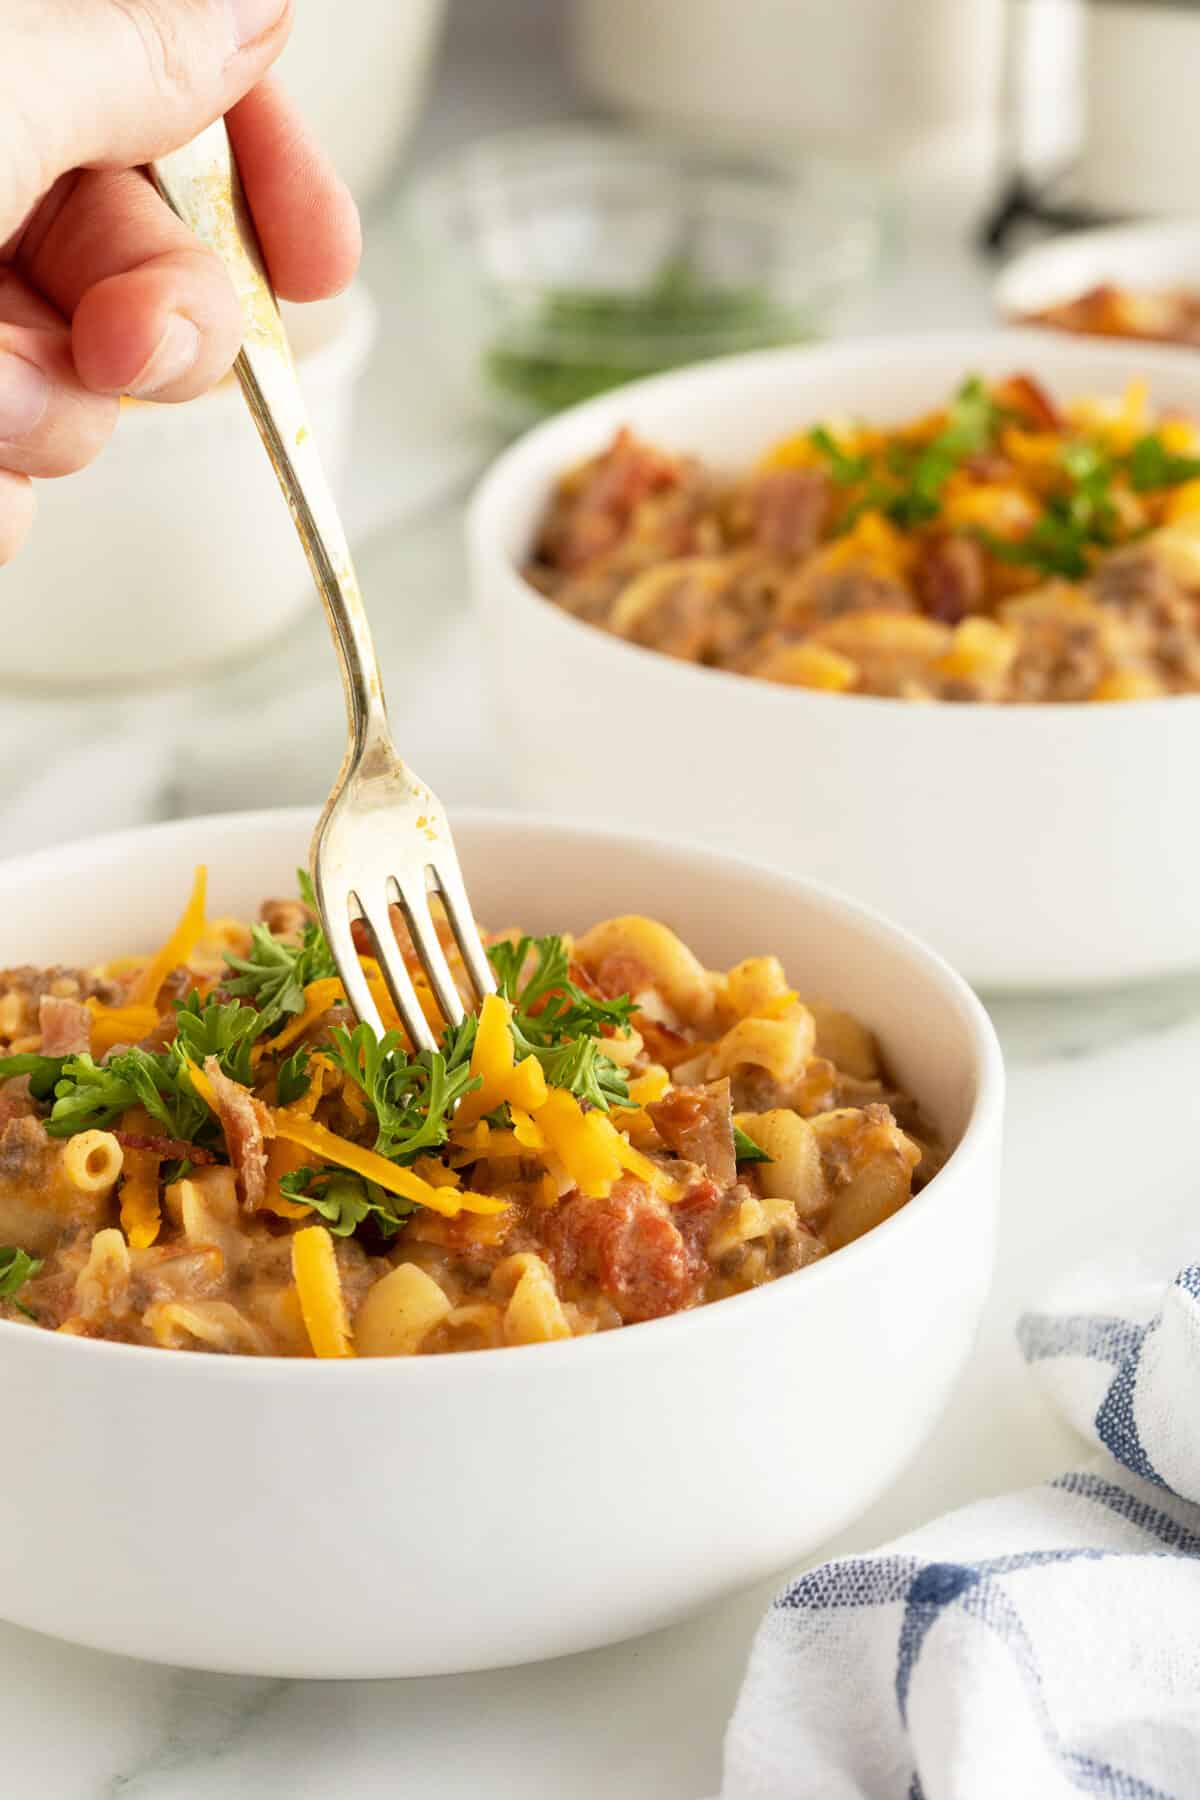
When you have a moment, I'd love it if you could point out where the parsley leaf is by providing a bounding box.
[223,902,336,1034]
[44,1049,209,1143]
[326,1025,480,1163]
[278,1165,413,1237]
[0,1244,43,1316]
[821,375,1003,536]
[887,377,1000,528]
[224,925,317,1031]
[492,936,636,1029]
[1126,433,1200,493]
[733,1123,771,1165]
[808,426,869,486]
[488,935,635,1110]
[173,991,265,1086]
[276,1047,312,1106]
[979,437,1118,579]
[0,1052,67,1100]
[512,1026,629,1112]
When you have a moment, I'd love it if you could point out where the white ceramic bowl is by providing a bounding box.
[3,284,376,691]
[278,0,446,208]
[996,220,1200,325]
[0,806,1001,1677]
[469,329,1200,990]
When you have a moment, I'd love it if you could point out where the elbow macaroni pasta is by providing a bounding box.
[529,376,1200,704]
[0,887,945,1357]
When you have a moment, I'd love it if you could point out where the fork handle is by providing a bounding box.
[150,122,387,762]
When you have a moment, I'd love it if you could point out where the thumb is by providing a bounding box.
[2,0,292,237]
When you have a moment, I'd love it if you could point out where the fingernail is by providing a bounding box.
[0,352,49,440]
[228,0,286,48]
[128,315,200,398]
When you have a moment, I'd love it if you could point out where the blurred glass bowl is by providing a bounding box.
[407,126,887,431]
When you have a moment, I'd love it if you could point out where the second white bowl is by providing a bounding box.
[469,330,1200,990]
[4,284,376,690]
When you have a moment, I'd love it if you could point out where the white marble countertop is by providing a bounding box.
[4,41,1196,1799]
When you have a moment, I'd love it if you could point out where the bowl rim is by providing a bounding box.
[468,325,1200,723]
[994,218,1200,319]
[0,804,1003,1382]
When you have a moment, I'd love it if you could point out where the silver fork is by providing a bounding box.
[151,123,495,1052]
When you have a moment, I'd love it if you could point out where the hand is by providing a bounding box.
[0,0,361,563]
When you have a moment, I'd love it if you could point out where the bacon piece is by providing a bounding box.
[647,1080,737,1186]
[591,952,653,1002]
[747,466,832,557]
[543,1175,704,1323]
[638,1018,702,1072]
[37,994,91,1057]
[917,535,986,625]
[203,1056,270,1211]
[537,429,684,574]
[113,1131,217,1165]
[996,372,1061,431]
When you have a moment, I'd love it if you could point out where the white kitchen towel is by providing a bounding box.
[721,1262,1200,1800]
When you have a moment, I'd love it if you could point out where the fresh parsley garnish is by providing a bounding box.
[886,377,1000,528]
[513,1028,630,1113]
[808,426,869,487]
[0,1052,66,1100]
[326,1025,481,1164]
[276,1047,312,1106]
[1126,433,1200,493]
[815,376,1003,535]
[487,934,635,1111]
[733,1124,771,1165]
[173,991,265,1086]
[278,1165,413,1237]
[43,1049,210,1144]
[223,880,336,1032]
[0,1245,43,1318]
[978,437,1119,579]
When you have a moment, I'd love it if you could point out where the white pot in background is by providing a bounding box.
[2,284,376,691]
[1075,0,1200,215]
[571,0,1006,187]
[277,0,447,207]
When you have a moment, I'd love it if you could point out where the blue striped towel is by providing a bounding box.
[720,1263,1200,1799]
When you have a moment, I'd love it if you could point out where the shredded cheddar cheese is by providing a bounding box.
[262,1136,316,1220]
[291,1226,354,1358]
[119,1148,162,1249]
[86,1001,161,1056]
[267,978,344,1053]
[129,865,208,1009]
[271,1110,508,1218]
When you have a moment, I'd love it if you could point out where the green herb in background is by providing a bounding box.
[810,377,1003,533]
[1126,433,1200,493]
[979,438,1119,579]
[484,256,804,417]
[0,1245,43,1318]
